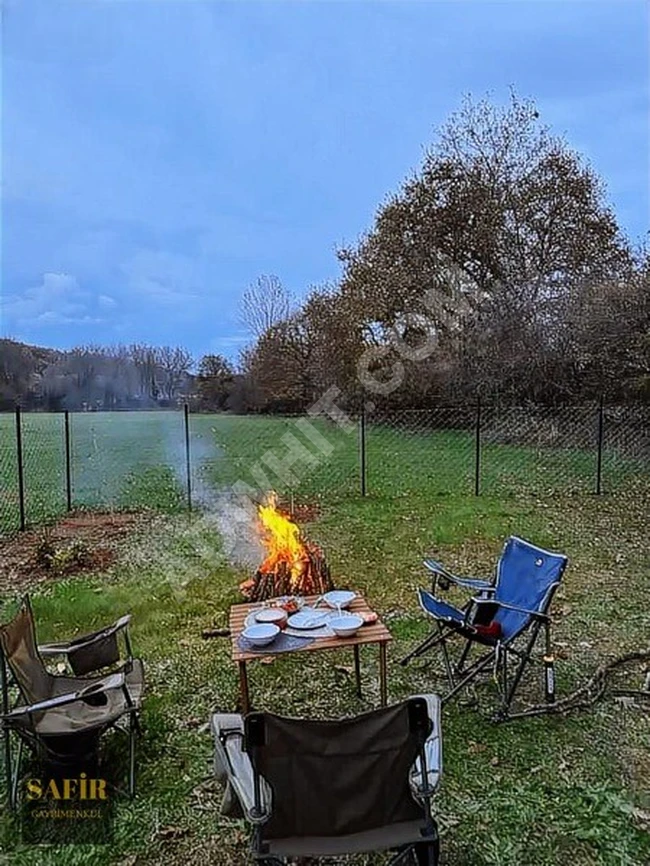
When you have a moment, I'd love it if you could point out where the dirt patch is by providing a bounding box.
[0,510,153,594]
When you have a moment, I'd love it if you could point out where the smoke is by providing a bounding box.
[210,489,264,570]
[165,420,264,570]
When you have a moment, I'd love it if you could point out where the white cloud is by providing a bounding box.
[36,311,103,326]
[0,272,109,331]
[210,333,249,349]
[120,249,200,306]
[208,333,251,359]
[98,294,117,309]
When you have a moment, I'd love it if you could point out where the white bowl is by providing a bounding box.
[329,614,363,638]
[255,608,287,627]
[242,623,280,646]
[323,590,356,610]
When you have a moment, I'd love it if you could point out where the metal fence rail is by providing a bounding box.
[0,402,648,535]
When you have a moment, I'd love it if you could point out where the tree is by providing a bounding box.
[195,354,235,410]
[0,339,51,409]
[155,346,193,403]
[241,316,314,412]
[337,91,634,402]
[239,275,292,339]
[128,344,160,403]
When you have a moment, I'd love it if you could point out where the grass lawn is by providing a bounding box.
[0,413,648,864]
[1,410,646,535]
[0,470,648,865]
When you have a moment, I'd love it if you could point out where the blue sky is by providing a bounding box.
[2,0,648,363]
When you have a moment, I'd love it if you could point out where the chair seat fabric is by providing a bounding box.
[267,819,432,857]
[212,694,443,828]
[417,590,502,646]
[418,591,465,625]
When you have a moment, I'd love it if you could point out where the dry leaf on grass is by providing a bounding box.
[156,825,191,841]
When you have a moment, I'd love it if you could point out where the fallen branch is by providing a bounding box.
[202,628,231,640]
[510,648,650,718]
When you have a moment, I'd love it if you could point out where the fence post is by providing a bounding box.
[474,398,482,496]
[184,403,192,512]
[359,403,367,497]
[64,410,72,511]
[15,405,26,531]
[595,394,605,495]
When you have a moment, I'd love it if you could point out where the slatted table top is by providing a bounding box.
[229,594,392,663]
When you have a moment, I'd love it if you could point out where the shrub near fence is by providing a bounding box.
[0,403,648,535]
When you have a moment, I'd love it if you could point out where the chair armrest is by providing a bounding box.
[423,560,493,592]
[3,691,82,717]
[448,576,494,592]
[212,713,272,823]
[39,615,131,656]
[422,558,452,578]
[2,671,126,720]
[473,597,549,620]
[409,694,442,800]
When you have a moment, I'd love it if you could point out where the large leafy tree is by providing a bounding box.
[337,92,634,401]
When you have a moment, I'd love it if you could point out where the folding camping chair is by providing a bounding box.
[0,596,145,807]
[212,695,442,864]
[400,536,568,720]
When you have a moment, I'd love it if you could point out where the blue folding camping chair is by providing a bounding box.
[400,536,568,720]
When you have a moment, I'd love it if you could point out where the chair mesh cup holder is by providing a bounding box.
[68,632,120,676]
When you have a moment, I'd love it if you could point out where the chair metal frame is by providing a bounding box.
[0,595,143,808]
[217,697,441,865]
[400,537,568,720]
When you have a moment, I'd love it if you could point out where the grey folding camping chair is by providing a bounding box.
[400,536,568,720]
[212,695,442,865]
[0,596,145,807]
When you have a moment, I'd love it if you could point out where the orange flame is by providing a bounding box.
[257,493,306,588]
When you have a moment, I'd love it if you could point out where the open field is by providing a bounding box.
[1,409,647,535]
[0,433,648,864]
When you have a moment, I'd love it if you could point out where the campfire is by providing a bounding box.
[240,493,333,602]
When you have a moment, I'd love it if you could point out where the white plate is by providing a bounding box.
[287,608,330,630]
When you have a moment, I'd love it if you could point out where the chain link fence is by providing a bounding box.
[1,403,648,535]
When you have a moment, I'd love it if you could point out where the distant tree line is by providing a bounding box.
[0,341,193,411]
[222,93,649,413]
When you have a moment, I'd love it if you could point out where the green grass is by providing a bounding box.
[0,412,648,862]
[2,410,647,536]
[0,412,196,533]
[197,412,647,501]
[0,467,649,864]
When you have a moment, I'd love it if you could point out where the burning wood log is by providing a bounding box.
[239,493,334,602]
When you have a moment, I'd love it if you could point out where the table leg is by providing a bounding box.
[238,661,250,715]
[379,642,388,707]
[353,645,362,698]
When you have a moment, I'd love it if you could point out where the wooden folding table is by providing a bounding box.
[229,594,392,714]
